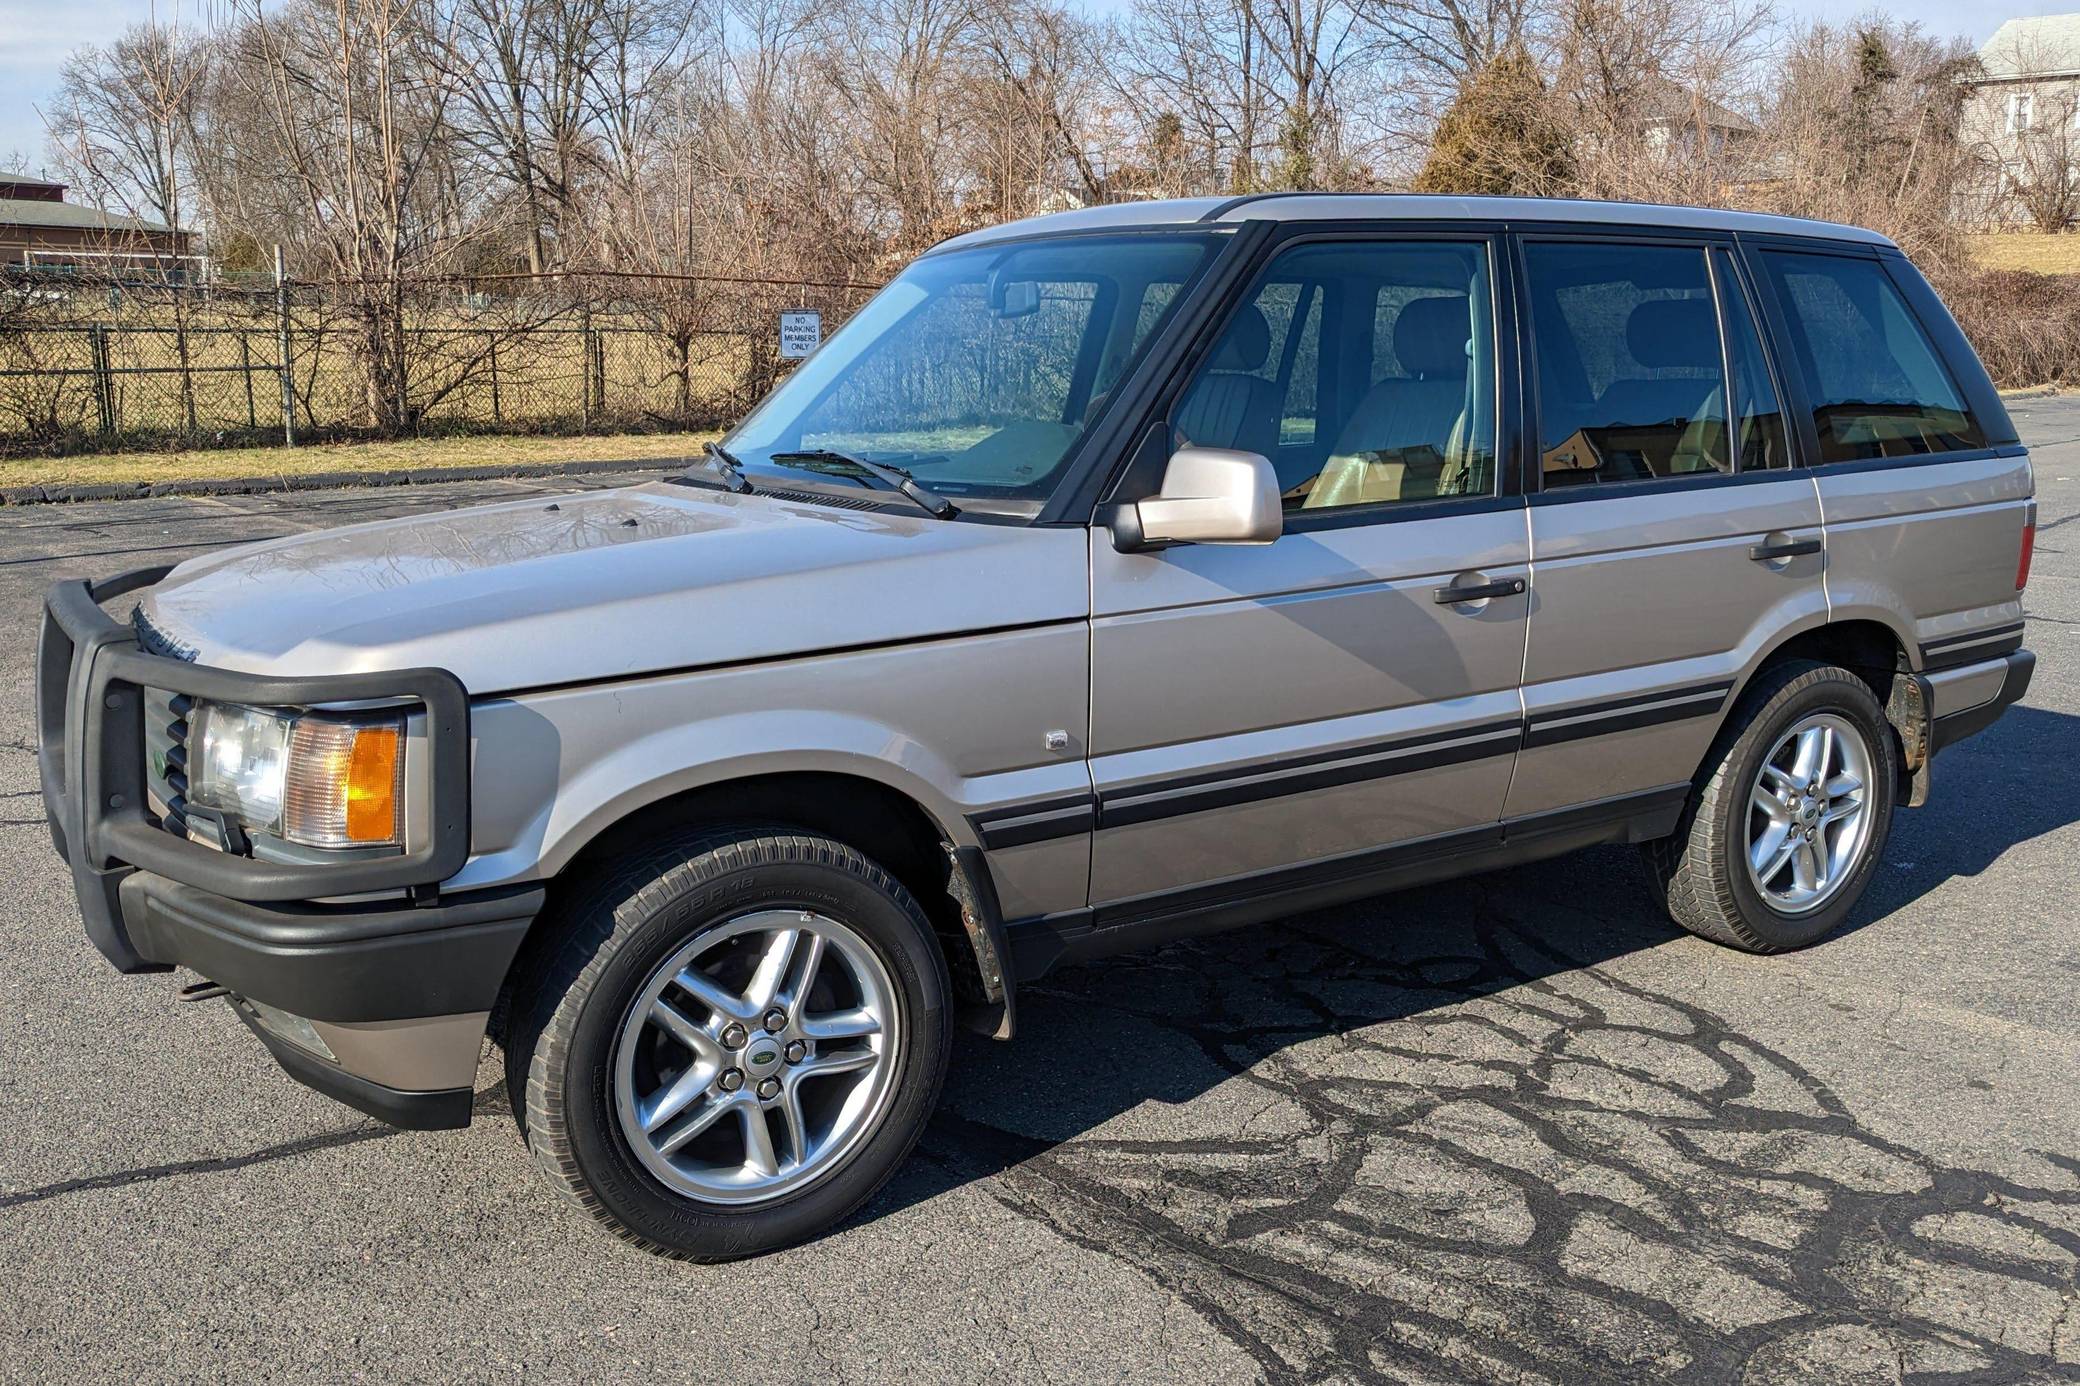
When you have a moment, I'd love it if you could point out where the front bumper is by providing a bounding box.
[37,567,535,1129]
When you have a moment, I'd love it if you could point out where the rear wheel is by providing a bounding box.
[508,828,950,1260]
[1646,660,1897,952]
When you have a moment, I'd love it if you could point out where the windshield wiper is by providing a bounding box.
[685,440,754,494]
[767,449,958,519]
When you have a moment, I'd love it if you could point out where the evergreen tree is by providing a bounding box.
[1413,47,1575,196]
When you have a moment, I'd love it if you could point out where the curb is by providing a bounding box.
[0,455,688,506]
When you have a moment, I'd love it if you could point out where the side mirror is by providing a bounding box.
[1111,447,1283,551]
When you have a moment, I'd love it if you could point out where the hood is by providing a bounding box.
[139,481,1090,695]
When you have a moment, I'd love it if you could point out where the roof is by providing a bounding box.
[0,197,175,235]
[933,193,1895,254]
[1637,78,1759,133]
[1978,15,2080,81]
[0,171,63,188]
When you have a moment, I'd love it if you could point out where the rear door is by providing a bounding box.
[1086,230,1531,911]
[1745,244,2032,687]
[1505,233,1828,823]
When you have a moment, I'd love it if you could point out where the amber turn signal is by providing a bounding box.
[284,716,404,848]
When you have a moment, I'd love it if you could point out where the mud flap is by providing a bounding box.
[944,844,1015,1040]
[1886,671,1934,809]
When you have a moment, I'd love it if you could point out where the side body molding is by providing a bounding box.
[451,622,1097,929]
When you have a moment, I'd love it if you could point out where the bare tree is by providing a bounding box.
[45,21,210,235]
[1757,19,1983,267]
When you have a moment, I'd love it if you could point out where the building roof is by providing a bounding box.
[0,197,175,235]
[1637,78,1759,134]
[933,193,1894,254]
[0,171,64,189]
[1979,15,2080,81]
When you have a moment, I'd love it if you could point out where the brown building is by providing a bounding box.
[0,172,195,277]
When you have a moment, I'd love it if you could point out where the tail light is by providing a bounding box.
[2018,517,2035,592]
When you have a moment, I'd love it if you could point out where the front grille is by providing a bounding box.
[128,610,198,837]
[143,690,192,837]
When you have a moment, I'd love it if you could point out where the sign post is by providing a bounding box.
[778,310,822,360]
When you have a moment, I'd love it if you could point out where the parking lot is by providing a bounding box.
[3,407,2077,1384]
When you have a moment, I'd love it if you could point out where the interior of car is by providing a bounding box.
[1170,242,1496,511]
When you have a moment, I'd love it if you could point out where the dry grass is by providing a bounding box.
[1966,231,2080,275]
[0,429,718,489]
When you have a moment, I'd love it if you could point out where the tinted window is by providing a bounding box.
[1527,242,1731,486]
[1713,249,1790,470]
[1758,251,1984,463]
[1173,241,1496,512]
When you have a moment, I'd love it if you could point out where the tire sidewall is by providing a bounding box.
[556,847,948,1258]
[1716,670,1896,949]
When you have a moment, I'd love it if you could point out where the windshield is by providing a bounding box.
[724,232,1224,517]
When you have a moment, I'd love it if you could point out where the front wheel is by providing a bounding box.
[508,828,951,1260]
[1646,659,1897,953]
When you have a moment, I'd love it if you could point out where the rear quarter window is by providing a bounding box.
[1756,250,1985,463]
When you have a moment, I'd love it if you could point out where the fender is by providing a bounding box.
[452,700,987,892]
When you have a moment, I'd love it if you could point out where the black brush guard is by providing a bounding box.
[37,565,471,971]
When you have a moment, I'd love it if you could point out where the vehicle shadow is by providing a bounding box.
[865,704,2080,1382]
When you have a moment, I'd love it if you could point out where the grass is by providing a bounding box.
[0,429,720,489]
[1967,231,2080,275]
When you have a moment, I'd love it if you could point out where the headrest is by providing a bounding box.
[1626,298,1720,370]
[1394,295,1470,378]
[1211,303,1271,372]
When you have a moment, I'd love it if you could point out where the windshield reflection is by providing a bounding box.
[725,233,1221,517]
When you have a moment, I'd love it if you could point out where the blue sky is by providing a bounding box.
[0,0,2042,179]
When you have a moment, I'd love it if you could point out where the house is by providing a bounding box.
[0,172,196,277]
[1959,16,2080,226]
[1636,78,1760,162]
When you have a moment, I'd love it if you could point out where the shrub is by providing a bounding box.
[1942,268,2080,389]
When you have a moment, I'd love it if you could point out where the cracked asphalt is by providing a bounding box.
[2,410,2078,1384]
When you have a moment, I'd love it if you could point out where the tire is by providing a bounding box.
[506,826,951,1260]
[1645,659,1897,953]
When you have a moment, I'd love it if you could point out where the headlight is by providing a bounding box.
[190,703,404,849]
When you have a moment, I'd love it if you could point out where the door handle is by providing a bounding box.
[1749,537,1822,562]
[1433,576,1526,604]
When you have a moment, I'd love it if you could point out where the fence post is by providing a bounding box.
[89,326,116,437]
[175,315,198,436]
[592,329,606,423]
[486,331,502,423]
[578,306,593,430]
[274,244,296,447]
[239,332,257,430]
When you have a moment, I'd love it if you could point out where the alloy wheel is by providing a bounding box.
[1744,711,1875,916]
[612,909,899,1204]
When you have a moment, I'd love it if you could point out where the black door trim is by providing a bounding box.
[967,683,1730,849]
[1002,783,1691,981]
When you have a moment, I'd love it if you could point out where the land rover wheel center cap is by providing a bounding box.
[743,1039,784,1076]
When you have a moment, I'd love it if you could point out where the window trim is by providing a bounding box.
[1707,243,1797,474]
[1098,223,1520,531]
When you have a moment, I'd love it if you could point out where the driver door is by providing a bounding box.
[1086,233,1531,913]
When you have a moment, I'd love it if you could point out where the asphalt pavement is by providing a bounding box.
[2,422,2076,1384]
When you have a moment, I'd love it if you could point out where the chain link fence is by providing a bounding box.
[0,271,879,457]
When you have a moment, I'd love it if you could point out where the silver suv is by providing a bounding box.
[38,195,2036,1259]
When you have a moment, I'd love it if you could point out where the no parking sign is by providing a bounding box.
[778,310,821,359]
